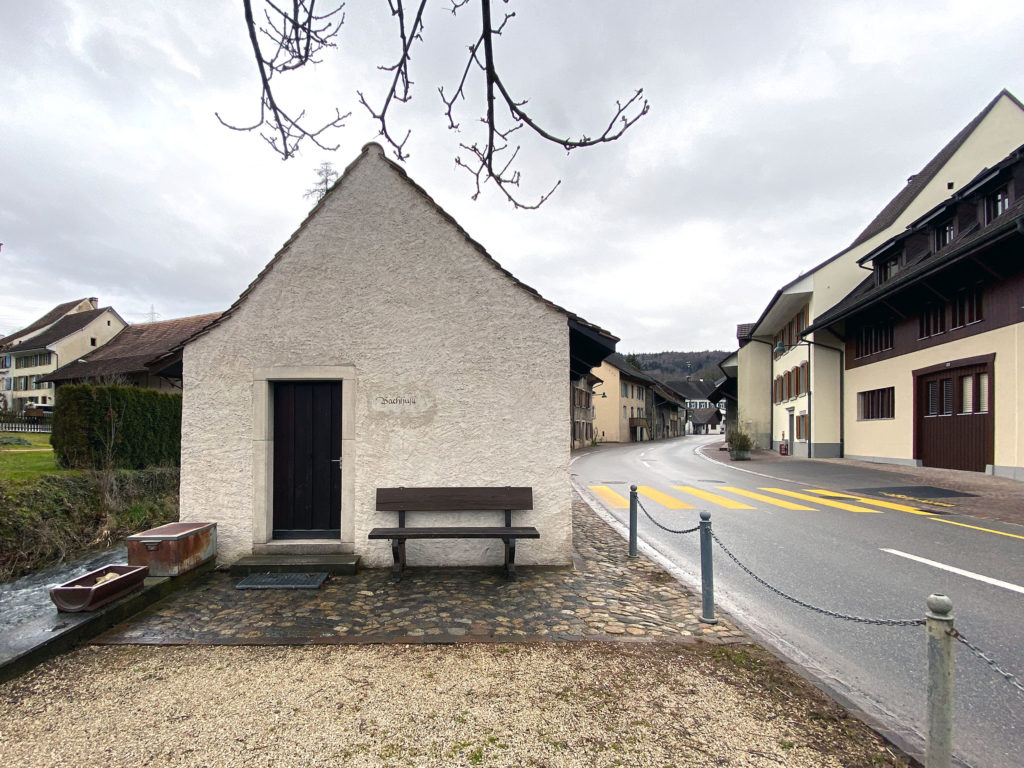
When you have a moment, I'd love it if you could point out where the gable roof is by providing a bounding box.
[603,353,657,384]
[170,143,618,362]
[0,298,91,348]
[663,379,716,400]
[850,89,1024,248]
[41,313,221,383]
[808,145,1024,335]
[690,407,722,425]
[750,90,1024,338]
[5,308,120,354]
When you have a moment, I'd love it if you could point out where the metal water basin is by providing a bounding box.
[127,521,217,577]
[49,564,148,612]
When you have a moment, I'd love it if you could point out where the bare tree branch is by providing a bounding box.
[217,0,350,159]
[226,0,649,208]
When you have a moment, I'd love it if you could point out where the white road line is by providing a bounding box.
[693,442,815,485]
[881,548,1024,595]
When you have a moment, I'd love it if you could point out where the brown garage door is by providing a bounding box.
[915,362,993,472]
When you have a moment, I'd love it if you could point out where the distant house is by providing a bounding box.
[174,143,617,567]
[0,298,125,411]
[808,140,1024,476]
[725,90,1024,457]
[41,313,221,391]
[591,354,686,442]
[571,372,602,449]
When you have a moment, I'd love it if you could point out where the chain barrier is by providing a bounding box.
[635,496,700,535]
[949,628,1024,698]
[710,531,924,627]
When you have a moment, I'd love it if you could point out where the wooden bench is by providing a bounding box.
[368,487,539,580]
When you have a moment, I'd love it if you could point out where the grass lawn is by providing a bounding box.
[0,431,64,482]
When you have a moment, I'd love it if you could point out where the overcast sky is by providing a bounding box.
[3,1,1024,353]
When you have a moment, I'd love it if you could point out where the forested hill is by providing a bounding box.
[629,351,728,382]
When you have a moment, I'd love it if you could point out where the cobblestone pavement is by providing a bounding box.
[96,498,745,646]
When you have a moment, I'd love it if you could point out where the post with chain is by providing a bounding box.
[628,484,638,558]
[698,510,718,624]
[925,594,954,768]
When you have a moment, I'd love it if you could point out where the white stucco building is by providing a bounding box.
[176,143,616,568]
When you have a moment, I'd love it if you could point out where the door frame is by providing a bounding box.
[913,354,994,472]
[252,366,356,548]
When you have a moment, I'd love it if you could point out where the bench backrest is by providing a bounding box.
[376,487,533,513]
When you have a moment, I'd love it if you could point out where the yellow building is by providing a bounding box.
[0,298,125,412]
[729,90,1024,458]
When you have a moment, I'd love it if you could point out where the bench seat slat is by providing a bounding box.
[376,486,532,512]
[368,526,539,540]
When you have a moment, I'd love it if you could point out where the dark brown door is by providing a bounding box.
[273,381,342,539]
[916,363,992,472]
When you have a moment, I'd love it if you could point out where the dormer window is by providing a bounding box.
[985,185,1010,223]
[876,254,900,284]
[934,219,955,250]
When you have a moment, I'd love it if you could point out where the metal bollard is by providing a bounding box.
[925,594,954,768]
[698,510,717,624]
[628,484,638,558]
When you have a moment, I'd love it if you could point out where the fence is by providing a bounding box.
[0,416,53,434]
[625,485,1023,768]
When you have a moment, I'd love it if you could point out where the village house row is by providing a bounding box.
[2,305,722,451]
[721,89,1024,479]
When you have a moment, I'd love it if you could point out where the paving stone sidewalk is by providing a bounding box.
[96,497,745,646]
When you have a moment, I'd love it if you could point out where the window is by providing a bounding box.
[783,371,792,400]
[90,337,97,347]
[985,185,1010,223]
[978,373,989,413]
[621,382,628,398]
[877,255,900,284]
[794,413,808,440]
[919,304,946,338]
[856,322,894,358]
[859,387,895,420]
[622,406,627,419]
[951,285,982,328]
[800,362,809,393]
[925,378,953,416]
[959,376,973,414]
[934,220,955,250]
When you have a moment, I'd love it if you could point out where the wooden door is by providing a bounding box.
[916,363,992,472]
[273,381,342,538]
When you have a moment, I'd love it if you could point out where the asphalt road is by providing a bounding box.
[571,435,1024,768]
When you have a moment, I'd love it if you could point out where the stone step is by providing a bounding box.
[229,554,360,577]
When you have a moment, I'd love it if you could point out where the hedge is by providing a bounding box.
[51,384,182,470]
[0,468,179,582]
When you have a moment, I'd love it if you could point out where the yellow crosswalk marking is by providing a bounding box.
[718,487,816,510]
[638,486,695,509]
[588,485,629,509]
[760,488,883,513]
[805,489,934,515]
[672,486,754,509]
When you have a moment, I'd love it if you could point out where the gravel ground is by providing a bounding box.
[0,642,908,768]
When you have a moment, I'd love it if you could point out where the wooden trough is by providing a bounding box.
[49,564,148,613]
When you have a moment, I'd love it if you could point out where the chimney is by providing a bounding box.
[89,297,99,309]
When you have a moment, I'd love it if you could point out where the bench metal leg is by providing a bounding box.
[390,539,406,581]
[503,537,517,581]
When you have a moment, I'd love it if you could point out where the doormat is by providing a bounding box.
[852,486,977,498]
[235,572,329,590]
